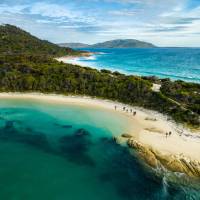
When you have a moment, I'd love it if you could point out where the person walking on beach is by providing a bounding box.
[114,105,117,110]
[165,131,172,138]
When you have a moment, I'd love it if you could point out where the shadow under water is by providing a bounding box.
[0,117,96,167]
[59,128,95,167]
[0,120,52,153]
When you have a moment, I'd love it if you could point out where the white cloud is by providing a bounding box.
[109,9,136,16]
[29,2,74,18]
[0,4,28,14]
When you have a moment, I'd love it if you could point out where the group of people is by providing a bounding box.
[166,131,172,138]
[114,105,137,116]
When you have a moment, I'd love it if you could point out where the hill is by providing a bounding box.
[0,24,81,56]
[59,43,89,48]
[59,39,156,48]
[90,39,155,48]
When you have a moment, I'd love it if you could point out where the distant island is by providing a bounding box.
[58,39,156,49]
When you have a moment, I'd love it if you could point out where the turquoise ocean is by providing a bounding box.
[76,48,200,83]
[0,98,200,199]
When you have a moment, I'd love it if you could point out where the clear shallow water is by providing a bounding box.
[0,98,200,200]
[76,48,200,83]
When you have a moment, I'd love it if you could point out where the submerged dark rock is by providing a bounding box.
[19,133,51,152]
[54,123,73,129]
[59,130,95,166]
[74,128,90,137]
[0,121,52,153]
[0,121,94,165]
[5,120,15,130]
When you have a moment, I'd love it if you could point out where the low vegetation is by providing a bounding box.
[161,80,200,115]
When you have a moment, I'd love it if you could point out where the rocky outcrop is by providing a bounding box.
[121,133,133,138]
[113,136,128,145]
[127,139,200,178]
[127,139,158,168]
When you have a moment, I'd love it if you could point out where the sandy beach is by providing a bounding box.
[0,92,200,177]
[55,52,96,66]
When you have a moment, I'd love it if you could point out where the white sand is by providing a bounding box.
[56,56,87,66]
[55,52,95,67]
[152,83,161,92]
[0,92,199,161]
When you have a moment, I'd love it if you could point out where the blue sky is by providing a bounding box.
[0,0,200,46]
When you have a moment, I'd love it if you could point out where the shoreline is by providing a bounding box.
[55,52,130,75]
[55,52,200,84]
[0,92,200,178]
[55,52,98,67]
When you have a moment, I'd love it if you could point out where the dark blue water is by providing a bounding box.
[77,48,200,83]
[0,98,200,199]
